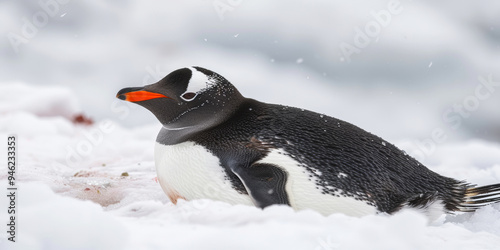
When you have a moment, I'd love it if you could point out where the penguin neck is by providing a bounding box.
[156,125,198,145]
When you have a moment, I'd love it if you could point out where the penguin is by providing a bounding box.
[117,66,500,217]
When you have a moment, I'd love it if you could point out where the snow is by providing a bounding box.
[1,84,500,250]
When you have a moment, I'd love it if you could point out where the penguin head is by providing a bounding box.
[117,66,244,131]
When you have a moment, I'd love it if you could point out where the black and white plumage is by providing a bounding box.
[117,66,500,217]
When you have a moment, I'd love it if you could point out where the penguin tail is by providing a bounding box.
[457,183,500,212]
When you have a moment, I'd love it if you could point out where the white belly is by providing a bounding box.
[256,148,377,217]
[154,141,253,206]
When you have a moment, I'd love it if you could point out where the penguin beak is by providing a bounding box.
[116,87,169,102]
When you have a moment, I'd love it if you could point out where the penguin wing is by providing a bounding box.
[230,162,290,208]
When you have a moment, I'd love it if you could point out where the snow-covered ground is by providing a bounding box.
[1,83,500,250]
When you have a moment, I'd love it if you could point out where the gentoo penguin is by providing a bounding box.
[117,66,500,217]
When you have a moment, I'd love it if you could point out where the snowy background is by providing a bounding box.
[1,1,500,249]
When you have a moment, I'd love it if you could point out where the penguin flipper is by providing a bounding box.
[230,162,290,208]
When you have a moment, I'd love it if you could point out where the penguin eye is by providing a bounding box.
[181,92,197,101]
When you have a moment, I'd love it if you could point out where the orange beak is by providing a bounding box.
[116,88,169,102]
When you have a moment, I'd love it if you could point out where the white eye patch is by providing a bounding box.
[180,67,213,101]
